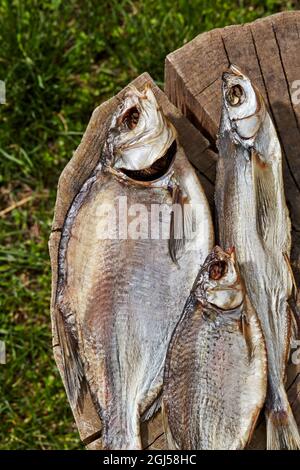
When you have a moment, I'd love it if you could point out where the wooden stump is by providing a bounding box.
[165,10,300,449]
[49,72,214,450]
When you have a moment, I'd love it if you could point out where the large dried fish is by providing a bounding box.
[216,65,300,449]
[55,83,214,449]
[162,246,267,450]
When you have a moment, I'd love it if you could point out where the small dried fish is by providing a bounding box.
[216,64,300,449]
[55,83,214,449]
[162,246,267,450]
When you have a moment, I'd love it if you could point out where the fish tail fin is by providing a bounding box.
[266,398,300,450]
[102,428,142,450]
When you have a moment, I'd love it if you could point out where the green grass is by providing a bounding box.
[0,0,295,450]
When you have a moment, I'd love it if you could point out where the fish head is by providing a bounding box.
[194,246,244,310]
[221,64,265,145]
[106,83,176,172]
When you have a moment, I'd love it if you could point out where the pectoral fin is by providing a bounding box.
[252,149,277,247]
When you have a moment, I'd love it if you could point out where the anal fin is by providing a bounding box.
[56,300,88,412]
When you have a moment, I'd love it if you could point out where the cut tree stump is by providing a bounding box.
[49,72,214,450]
[165,10,300,449]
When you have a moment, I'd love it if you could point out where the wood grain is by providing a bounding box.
[165,11,300,450]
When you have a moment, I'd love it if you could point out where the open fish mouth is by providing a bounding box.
[222,64,251,110]
[117,103,140,131]
[221,64,266,141]
[222,65,247,107]
[119,139,177,183]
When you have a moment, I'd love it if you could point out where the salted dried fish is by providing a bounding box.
[216,65,300,449]
[55,83,214,449]
[162,246,267,450]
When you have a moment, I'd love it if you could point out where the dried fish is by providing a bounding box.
[55,83,214,449]
[216,65,300,449]
[162,246,267,450]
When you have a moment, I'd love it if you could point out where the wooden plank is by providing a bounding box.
[165,29,227,141]
[165,11,300,449]
[49,72,214,449]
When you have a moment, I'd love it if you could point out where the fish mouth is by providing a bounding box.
[117,105,140,130]
[222,64,247,107]
[116,87,143,131]
[118,139,177,183]
[229,64,245,77]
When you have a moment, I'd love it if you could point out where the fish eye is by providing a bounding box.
[121,106,140,130]
[226,84,245,107]
[209,260,227,281]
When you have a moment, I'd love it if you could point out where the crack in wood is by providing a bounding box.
[144,432,164,449]
[184,103,218,154]
[83,430,102,446]
[288,374,300,394]
[195,76,220,98]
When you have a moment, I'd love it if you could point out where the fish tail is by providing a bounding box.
[102,411,142,450]
[266,397,300,450]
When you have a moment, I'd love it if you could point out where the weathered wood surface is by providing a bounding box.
[49,72,214,449]
[165,11,300,449]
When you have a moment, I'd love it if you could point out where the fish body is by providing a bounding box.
[216,65,300,449]
[162,246,267,450]
[55,84,214,449]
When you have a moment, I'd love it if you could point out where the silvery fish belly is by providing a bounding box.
[162,247,267,450]
[55,83,214,450]
[216,65,300,450]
